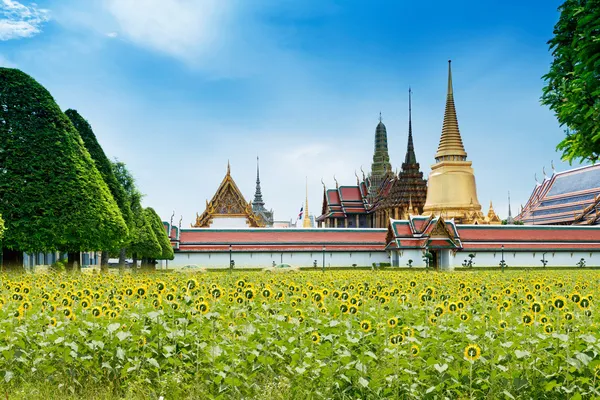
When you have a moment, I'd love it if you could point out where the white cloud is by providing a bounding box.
[0,0,50,40]
[106,31,117,38]
[104,0,232,61]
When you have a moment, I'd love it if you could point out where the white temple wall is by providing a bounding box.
[460,250,598,268]
[168,251,389,269]
[209,217,250,228]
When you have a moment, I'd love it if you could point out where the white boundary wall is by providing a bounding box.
[165,251,389,269]
[390,249,600,269]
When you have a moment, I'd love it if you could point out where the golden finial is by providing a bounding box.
[543,166,547,179]
[355,170,360,185]
[321,178,326,192]
[551,160,556,174]
[333,175,339,188]
[434,59,467,161]
[178,215,183,230]
[534,173,539,185]
[170,211,175,227]
[227,160,231,176]
[360,166,366,182]
[379,112,382,123]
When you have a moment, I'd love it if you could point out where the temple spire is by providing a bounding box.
[303,177,311,228]
[227,160,231,175]
[404,87,417,165]
[507,191,514,224]
[370,113,392,198]
[434,60,467,161]
[253,156,264,207]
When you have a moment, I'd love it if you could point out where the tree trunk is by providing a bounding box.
[118,248,127,273]
[100,251,109,273]
[141,257,149,271]
[66,252,81,273]
[1,249,24,272]
[132,253,138,272]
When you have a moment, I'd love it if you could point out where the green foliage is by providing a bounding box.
[542,0,600,163]
[144,207,174,260]
[65,110,133,231]
[49,259,66,273]
[0,213,4,241]
[130,206,161,259]
[0,68,127,253]
[109,161,160,259]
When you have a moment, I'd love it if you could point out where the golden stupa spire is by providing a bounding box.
[303,177,311,228]
[434,60,467,161]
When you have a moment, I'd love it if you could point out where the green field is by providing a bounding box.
[0,270,598,399]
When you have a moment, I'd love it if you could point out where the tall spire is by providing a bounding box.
[253,156,264,207]
[370,113,392,198]
[507,191,514,224]
[404,87,417,165]
[434,60,467,161]
[303,177,311,228]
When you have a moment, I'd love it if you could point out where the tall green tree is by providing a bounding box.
[65,109,132,272]
[542,0,600,163]
[0,68,127,271]
[111,160,161,269]
[144,207,174,268]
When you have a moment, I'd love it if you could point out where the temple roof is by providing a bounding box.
[193,163,264,228]
[434,60,467,161]
[516,163,600,225]
[174,228,387,252]
[387,217,600,251]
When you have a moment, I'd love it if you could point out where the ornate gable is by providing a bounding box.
[193,164,264,228]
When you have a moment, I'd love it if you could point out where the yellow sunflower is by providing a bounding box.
[464,344,481,361]
[360,320,372,332]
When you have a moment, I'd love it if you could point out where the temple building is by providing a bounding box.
[251,157,274,227]
[422,61,499,225]
[371,88,428,227]
[317,89,428,228]
[515,163,600,225]
[192,163,267,228]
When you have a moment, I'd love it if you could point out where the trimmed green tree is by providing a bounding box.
[0,68,127,271]
[130,204,161,270]
[65,109,132,272]
[542,0,600,163]
[144,207,174,268]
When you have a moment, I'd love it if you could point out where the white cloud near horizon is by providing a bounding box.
[0,0,49,40]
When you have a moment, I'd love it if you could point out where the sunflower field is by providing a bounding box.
[1,270,599,399]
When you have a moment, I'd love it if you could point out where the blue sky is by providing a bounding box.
[1,0,574,224]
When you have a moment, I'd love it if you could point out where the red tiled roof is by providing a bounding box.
[327,190,340,205]
[456,225,600,242]
[180,228,386,248]
[339,187,362,202]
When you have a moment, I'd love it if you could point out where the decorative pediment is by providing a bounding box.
[193,164,264,228]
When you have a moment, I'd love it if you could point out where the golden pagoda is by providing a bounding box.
[422,61,488,224]
[193,162,265,228]
[303,178,312,228]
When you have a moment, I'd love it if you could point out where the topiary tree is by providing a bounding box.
[542,0,600,163]
[129,202,161,270]
[0,68,128,271]
[144,207,174,269]
[65,109,132,272]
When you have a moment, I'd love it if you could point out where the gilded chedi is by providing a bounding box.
[422,61,499,225]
